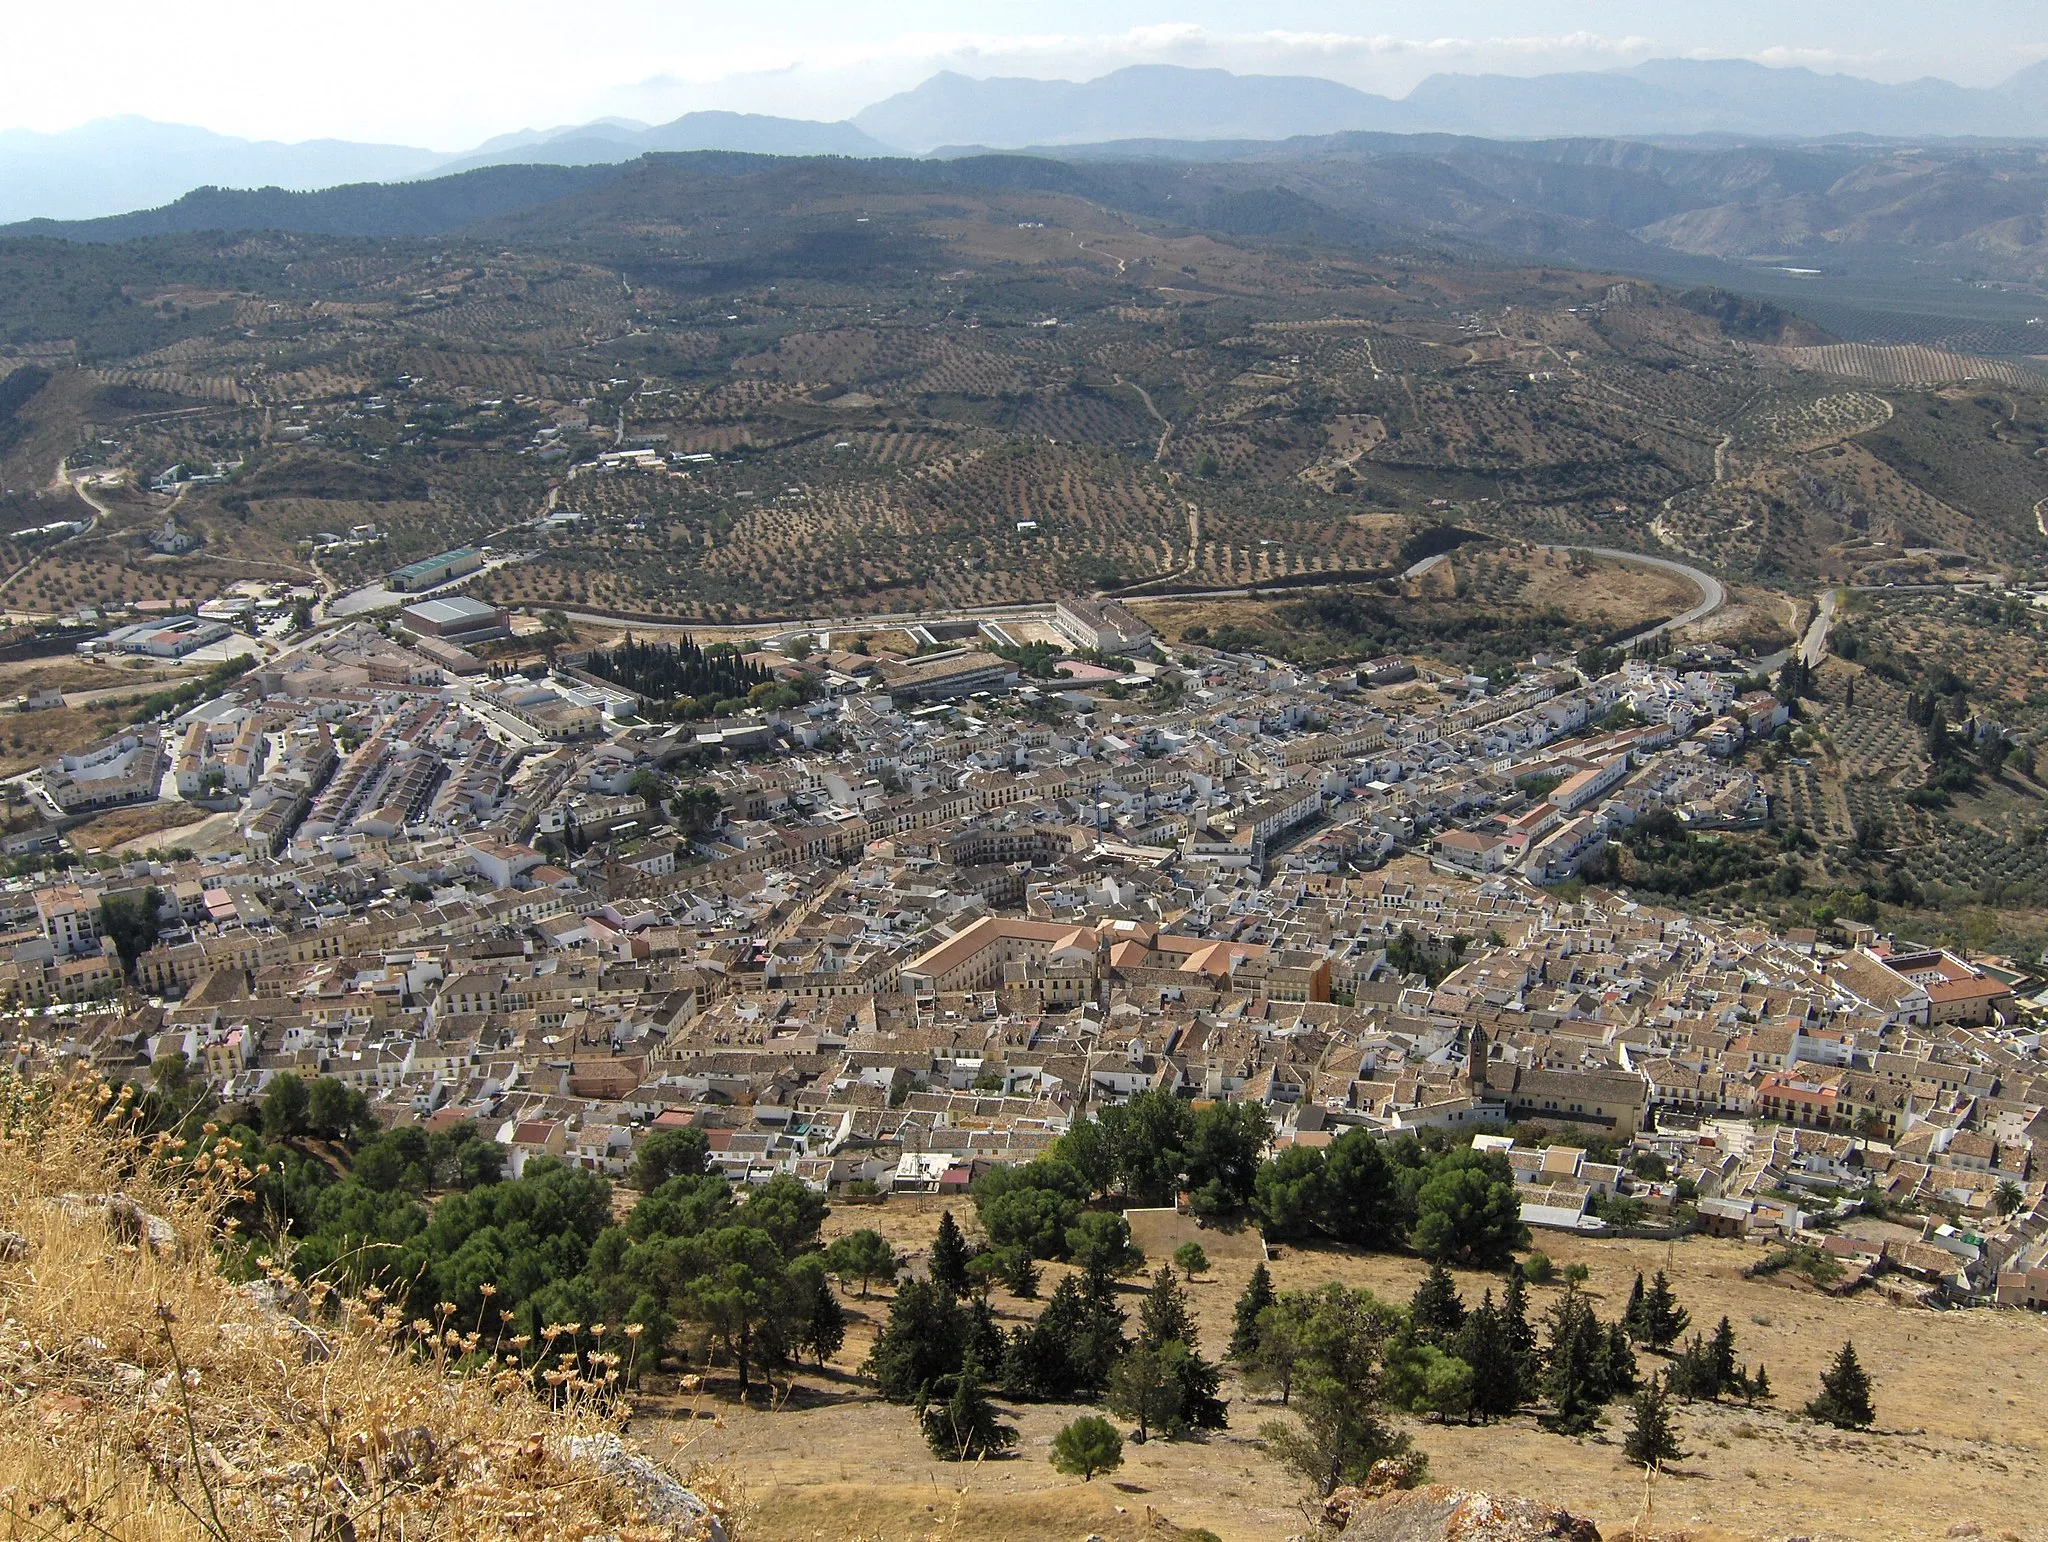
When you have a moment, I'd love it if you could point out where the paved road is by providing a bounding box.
[1801,588,1842,669]
[551,598,1061,638]
[1534,544,1727,640]
[544,544,1726,644]
[1403,552,1450,581]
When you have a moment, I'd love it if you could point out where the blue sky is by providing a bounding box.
[5,2,2042,147]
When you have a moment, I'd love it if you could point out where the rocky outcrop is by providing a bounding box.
[45,1192,182,1258]
[1339,1485,1601,1542]
[559,1433,726,1542]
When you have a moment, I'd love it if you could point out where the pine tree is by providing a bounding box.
[1643,1270,1690,1351]
[929,1210,972,1298]
[919,1363,1019,1460]
[1624,1375,1685,1469]
[1410,1260,1467,1346]
[1622,1272,1649,1343]
[1805,1340,1875,1429]
[1454,1292,1524,1423]
[1707,1316,1739,1396]
[1745,1364,1773,1404]
[1229,1262,1276,1361]
[1049,1414,1124,1481]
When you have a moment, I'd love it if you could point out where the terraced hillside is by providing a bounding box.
[0,154,2042,623]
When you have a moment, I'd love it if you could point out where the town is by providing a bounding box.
[5,574,2044,1315]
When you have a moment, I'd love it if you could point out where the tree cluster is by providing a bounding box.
[582,635,769,719]
[1253,1130,1526,1265]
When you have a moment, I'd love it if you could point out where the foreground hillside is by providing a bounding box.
[670,1197,2048,1542]
[0,1077,727,1542]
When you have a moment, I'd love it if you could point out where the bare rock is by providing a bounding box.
[238,1279,331,1362]
[0,1229,29,1262]
[48,1193,182,1259]
[559,1433,726,1542]
[1324,1458,1432,1530]
[1340,1485,1600,1542]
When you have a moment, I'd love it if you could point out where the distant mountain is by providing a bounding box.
[1404,58,2048,140]
[432,112,897,175]
[0,118,443,223]
[0,112,892,227]
[855,66,1405,154]
[0,163,629,243]
[858,59,2048,153]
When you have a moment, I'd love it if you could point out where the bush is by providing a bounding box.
[1523,1252,1555,1284]
[1049,1415,1124,1481]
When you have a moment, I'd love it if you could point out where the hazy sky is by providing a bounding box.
[6,2,2044,148]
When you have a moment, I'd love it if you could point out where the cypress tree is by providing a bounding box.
[1624,1375,1685,1469]
[1622,1272,1649,1343]
[1410,1260,1467,1346]
[1540,1291,1605,1434]
[1138,1267,1226,1429]
[1707,1316,1739,1396]
[929,1210,972,1298]
[963,1296,1005,1376]
[1806,1340,1875,1429]
[1454,1292,1524,1423]
[920,1363,1019,1460]
[1643,1270,1690,1351]
[1138,1267,1197,1351]
[865,1278,967,1403]
[1229,1261,1276,1361]
[1666,1336,1718,1401]
[802,1264,846,1365]
[1501,1266,1539,1387]
[1600,1320,1639,1397]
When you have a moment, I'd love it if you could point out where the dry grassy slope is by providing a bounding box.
[0,1078,727,1542]
[674,1198,2048,1542]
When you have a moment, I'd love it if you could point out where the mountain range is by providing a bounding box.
[3,57,2048,227]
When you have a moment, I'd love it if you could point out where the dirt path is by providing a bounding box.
[1116,375,1173,465]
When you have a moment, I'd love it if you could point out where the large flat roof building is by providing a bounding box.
[389,548,484,593]
[399,595,509,645]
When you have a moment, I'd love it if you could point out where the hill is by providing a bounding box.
[0,1076,732,1542]
[17,132,2048,302]
[0,162,630,242]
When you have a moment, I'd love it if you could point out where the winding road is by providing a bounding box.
[1535,544,1726,640]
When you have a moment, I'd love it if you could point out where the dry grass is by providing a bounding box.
[684,1201,2048,1542]
[0,1076,720,1542]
